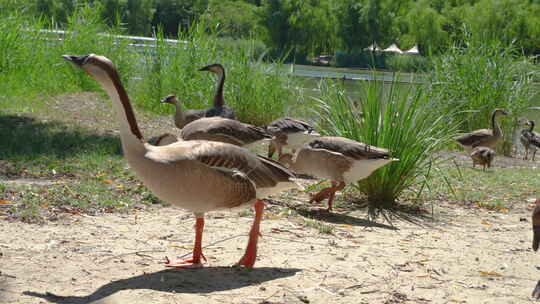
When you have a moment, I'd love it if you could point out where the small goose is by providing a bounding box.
[160,94,205,129]
[62,54,301,268]
[266,117,320,159]
[198,63,236,120]
[532,199,540,251]
[455,109,508,151]
[470,146,495,171]
[279,136,397,212]
[520,120,540,161]
[180,116,272,148]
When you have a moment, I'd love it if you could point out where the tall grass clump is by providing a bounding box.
[132,22,301,126]
[315,78,458,219]
[0,4,135,110]
[429,34,537,155]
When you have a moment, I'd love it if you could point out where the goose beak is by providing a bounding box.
[62,54,89,66]
[198,65,211,72]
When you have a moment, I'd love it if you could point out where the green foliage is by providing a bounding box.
[201,0,261,38]
[428,34,537,155]
[131,23,299,125]
[314,78,458,218]
[385,54,429,72]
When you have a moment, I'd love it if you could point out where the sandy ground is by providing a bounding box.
[1,193,539,304]
[2,92,540,303]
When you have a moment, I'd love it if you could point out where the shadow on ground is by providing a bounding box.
[0,113,121,161]
[23,267,300,304]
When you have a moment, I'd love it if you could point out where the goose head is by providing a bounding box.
[161,94,178,105]
[198,63,224,75]
[493,109,508,117]
[62,54,115,84]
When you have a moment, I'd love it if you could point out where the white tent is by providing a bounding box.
[403,45,420,54]
[363,43,381,51]
[382,43,403,54]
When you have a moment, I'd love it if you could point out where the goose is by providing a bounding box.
[62,54,301,268]
[455,109,508,151]
[180,116,272,148]
[266,117,320,159]
[520,120,540,161]
[198,63,236,120]
[470,146,495,171]
[532,199,540,251]
[279,136,397,212]
[160,94,205,129]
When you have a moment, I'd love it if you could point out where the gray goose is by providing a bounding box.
[198,63,236,119]
[180,117,272,148]
[279,136,396,212]
[266,117,320,159]
[62,54,301,268]
[520,120,540,161]
[455,109,508,151]
[160,94,206,129]
[470,146,495,171]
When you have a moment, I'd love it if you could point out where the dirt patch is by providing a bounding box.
[1,200,539,304]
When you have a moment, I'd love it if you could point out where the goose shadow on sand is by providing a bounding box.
[23,266,301,304]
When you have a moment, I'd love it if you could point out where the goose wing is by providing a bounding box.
[307,136,391,160]
[145,140,295,189]
[455,129,493,146]
[181,117,272,146]
[267,117,317,134]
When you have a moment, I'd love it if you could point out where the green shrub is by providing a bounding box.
[385,54,430,73]
[428,35,537,155]
[314,77,457,219]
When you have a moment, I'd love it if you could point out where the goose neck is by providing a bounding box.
[213,69,225,108]
[492,111,502,136]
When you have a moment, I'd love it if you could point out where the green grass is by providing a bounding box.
[428,34,538,155]
[314,76,458,219]
[0,6,302,126]
[422,165,539,210]
[303,219,335,234]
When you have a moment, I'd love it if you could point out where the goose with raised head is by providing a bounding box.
[181,116,272,148]
[266,117,320,159]
[198,63,236,120]
[62,54,301,268]
[520,120,540,161]
[455,109,508,151]
[470,146,495,171]
[160,94,206,129]
[279,136,397,212]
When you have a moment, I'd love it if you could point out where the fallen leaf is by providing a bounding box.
[101,179,113,184]
[479,271,503,277]
[480,219,492,226]
[0,200,13,205]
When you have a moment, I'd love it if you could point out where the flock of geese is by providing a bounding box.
[61,54,540,273]
[62,54,397,268]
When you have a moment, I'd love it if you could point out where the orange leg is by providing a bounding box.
[165,217,207,268]
[235,199,265,268]
[309,181,346,212]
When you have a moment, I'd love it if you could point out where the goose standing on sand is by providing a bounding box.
[279,136,397,212]
[180,116,272,148]
[198,63,236,119]
[470,146,495,171]
[455,109,508,151]
[62,54,301,268]
[266,117,320,159]
[520,120,540,161]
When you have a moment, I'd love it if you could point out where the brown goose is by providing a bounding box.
[266,117,320,159]
[520,120,540,161]
[181,117,272,148]
[198,63,236,120]
[470,146,495,171]
[160,94,205,129]
[279,136,396,212]
[62,54,301,268]
[455,109,508,151]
